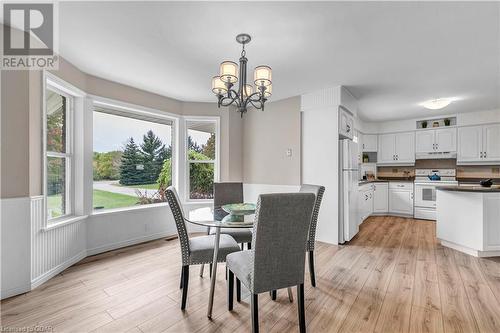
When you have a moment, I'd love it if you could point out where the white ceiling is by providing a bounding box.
[58,1,500,121]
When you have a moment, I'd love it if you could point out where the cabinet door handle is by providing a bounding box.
[484,151,487,158]
[346,124,351,133]
[480,152,484,158]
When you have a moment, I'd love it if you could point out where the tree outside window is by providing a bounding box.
[187,120,217,200]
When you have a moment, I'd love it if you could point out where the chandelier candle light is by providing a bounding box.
[212,33,272,117]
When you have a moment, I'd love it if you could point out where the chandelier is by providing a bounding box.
[211,33,272,117]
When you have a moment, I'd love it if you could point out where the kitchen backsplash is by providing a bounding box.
[377,159,500,180]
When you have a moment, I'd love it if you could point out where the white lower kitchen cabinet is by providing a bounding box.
[358,184,373,224]
[373,182,388,213]
[389,182,414,215]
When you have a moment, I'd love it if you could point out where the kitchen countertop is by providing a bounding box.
[358,179,413,185]
[437,185,500,192]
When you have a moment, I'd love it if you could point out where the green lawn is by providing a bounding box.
[121,182,160,190]
[48,189,153,214]
[47,194,63,218]
[92,189,138,210]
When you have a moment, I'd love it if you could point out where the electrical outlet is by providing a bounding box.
[286,148,292,157]
[493,167,500,174]
[392,168,398,173]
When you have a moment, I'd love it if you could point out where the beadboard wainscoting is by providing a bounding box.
[86,204,179,256]
[30,196,87,289]
[1,197,31,299]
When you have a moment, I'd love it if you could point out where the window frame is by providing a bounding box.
[90,97,179,213]
[184,116,220,203]
[43,84,75,223]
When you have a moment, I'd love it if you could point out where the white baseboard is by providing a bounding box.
[86,231,175,256]
[440,239,500,258]
[31,250,87,289]
[1,284,31,300]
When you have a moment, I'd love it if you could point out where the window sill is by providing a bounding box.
[91,202,169,217]
[183,200,214,206]
[44,215,88,231]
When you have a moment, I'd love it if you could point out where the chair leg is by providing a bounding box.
[241,243,244,251]
[236,278,241,302]
[228,269,234,311]
[270,290,277,300]
[199,264,204,277]
[251,293,259,333]
[287,287,294,302]
[247,242,251,250]
[181,266,189,310]
[209,263,212,278]
[180,267,184,289]
[297,284,305,333]
[309,250,316,287]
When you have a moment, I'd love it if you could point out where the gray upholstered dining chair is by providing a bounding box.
[270,184,326,302]
[300,184,325,287]
[226,193,316,333]
[165,186,241,310]
[200,182,253,277]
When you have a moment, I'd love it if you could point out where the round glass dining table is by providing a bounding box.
[184,204,255,318]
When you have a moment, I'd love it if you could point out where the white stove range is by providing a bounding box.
[414,169,458,220]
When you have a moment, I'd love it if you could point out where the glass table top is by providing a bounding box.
[184,206,255,228]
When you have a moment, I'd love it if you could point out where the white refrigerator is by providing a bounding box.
[339,139,359,244]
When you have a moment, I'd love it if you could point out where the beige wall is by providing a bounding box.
[1,71,30,198]
[1,54,241,198]
[87,75,181,113]
[180,102,243,182]
[242,96,301,185]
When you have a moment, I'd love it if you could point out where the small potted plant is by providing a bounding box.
[444,118,451,126]
[421,120,428,128]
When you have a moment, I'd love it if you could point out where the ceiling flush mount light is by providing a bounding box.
[211,33,272,117]
[421,98,454,110]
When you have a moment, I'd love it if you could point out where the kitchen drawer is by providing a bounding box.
[389,182,414,190]
[358,183,374,192]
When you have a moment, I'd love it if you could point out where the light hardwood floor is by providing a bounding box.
[2,216,500,332]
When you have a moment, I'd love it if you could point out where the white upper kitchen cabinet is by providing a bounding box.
[339,108,354,140]
[416,128,456,153]
[458,124,500,164]
[373,182,388,213]
[416,130,435,153]
[458,126,482,162]
[395,132,415,163]
[378,132,415,165]
[482,124,500,162]
[378,134,396,164]
[361,134,378,152]
[435,128,456,152]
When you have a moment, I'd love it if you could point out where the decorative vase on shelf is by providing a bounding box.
[444,118,451,126]
[432,121,439,128]
[421,121,428,128]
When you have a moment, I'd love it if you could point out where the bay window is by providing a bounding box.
[186,119,219,201]
[92,106,174,211]
[45,87,74,220]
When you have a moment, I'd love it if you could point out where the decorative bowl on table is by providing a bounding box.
[222,203,256,215]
